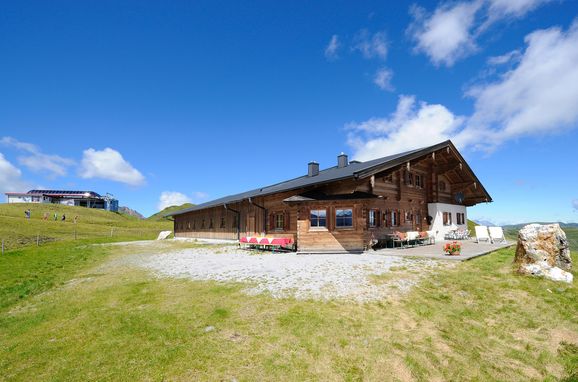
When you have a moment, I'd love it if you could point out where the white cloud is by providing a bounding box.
[573,199,578,212]
[487,49,521,65]
[349,20,578,160]
[157,191,192,211]
[352,30,388,60]
[459,20,578,150]
[408,1,482,67]
[79,148,145,186]
[373,68,394,91]
[324,34,341,60]
[0,136,75,177]
[487,0,552,20]
[0,152,30,194]
[408,0,555,66]
[347,95,464,161]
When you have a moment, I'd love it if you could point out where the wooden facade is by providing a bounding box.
[172,141,491,253]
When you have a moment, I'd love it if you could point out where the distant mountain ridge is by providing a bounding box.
[147,203,194,221]
[118,206,144,219]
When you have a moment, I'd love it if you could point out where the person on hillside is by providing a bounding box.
[61,213,66,222]
[73,215,78,224]
[54,213,58,221]
[43,212,48,220]
[25,209,31,219]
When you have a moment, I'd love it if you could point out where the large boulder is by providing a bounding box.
[514,224,572,283]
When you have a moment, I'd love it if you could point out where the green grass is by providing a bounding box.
[0,239,576,381]
[0,203,172,250]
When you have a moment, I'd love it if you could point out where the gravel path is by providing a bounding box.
[126,244,452,302]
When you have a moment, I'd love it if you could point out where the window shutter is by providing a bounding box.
[269,213,275,231]
[366,209,370,229]
[284,211,290,231]
[385,209,390,227]
[376,210,381,227]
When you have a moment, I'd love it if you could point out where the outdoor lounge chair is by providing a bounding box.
[488,226,507,244]
[475,226,491,243]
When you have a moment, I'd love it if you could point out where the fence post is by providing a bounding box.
[74,228,77,240]
[37,234,39,247]
[2,239,4,255]
[110,227,114,238]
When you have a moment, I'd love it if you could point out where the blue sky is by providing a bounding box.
[1,0,577,223]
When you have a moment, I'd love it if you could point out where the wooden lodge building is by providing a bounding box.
[169,141,491,253]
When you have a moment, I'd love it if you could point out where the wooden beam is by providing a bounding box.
[436,161,461,175]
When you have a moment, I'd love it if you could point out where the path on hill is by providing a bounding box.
[118,242,455,302]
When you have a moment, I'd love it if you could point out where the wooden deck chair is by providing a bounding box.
[475,226,491,243]
[488,226,507,244]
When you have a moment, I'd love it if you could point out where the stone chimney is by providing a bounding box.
[308,161,319,177]
[337,152,348,168]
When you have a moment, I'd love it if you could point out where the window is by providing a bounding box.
[310,209,327,228]
[406,172,414,186]
[201,219,205,229]
[415,174,423,188]
[439,181,446,192]
[220,216,226,228]
[456,213,465,225]
[368,209,376,227]
[384,173,393,183]
[187,220,191,230]
[443,212,452,226]
[275,213,285,230]
[335,209,353,228]
[391,210,399,227]
[209,218,214,229]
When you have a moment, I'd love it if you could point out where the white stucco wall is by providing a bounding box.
[427,203,467,241]
[7,195,32,203]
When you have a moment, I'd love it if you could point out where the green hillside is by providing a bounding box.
[147,203,194,221]
[0,203,172,251]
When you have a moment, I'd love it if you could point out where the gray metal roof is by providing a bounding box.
[167,140,488,217]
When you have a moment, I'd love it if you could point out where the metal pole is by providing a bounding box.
[110,227,113,238]
[2,239,4,255]
[37,234,39,246]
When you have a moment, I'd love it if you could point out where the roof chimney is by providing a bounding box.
[337,152,348,168]
[308,161,319,177]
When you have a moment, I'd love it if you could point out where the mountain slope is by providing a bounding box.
[147,203,194,221]
[0,203,172,250]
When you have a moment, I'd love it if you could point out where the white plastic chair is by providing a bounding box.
[488,226,507,244]
[475,226,491,243]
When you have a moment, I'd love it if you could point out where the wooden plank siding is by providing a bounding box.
[174,145,489,252]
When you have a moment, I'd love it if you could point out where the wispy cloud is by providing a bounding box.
[373,68,394,91]
[79,148,145,186]
[0,136,75,178]
[572,199,578,212]
[408,0,555,67]
[324,34,341,60]
[352,29,388,60]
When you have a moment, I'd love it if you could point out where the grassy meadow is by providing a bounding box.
[0,210,577,381]
[0,203,172,251]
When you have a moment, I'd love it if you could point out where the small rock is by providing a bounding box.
[204,326,215,333]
